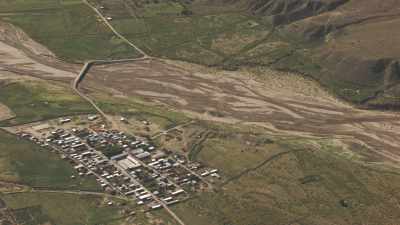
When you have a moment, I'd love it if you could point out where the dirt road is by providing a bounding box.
[82,0,148,57]
[67,4,187,223]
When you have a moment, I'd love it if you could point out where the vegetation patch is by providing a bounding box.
[11,205,53,225]
[0,129,99,190]
[0,0,140,61]
[104,0,267,64]
[0,81,94,126]
[96,98,190,129]
[170,125,400,225]
[2,192,133,225]
[140,1,184,17]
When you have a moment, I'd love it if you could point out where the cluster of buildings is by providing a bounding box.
[16,116,221,211]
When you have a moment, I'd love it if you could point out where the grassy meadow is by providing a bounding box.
[168,124,400,225]
[0,129,99,190]
[0,81,94,126]
[0,0,141,61]
[2,192,133,225]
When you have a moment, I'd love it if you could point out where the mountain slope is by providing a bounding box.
[211,0,400,107]
[279,0,400,107]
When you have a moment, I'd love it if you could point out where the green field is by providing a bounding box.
[0,0,141,61]
[170,124,400,225]
[2,192,133,225]
[1,191,178,225]
[0,129,99,190]
[0,81,94,126]
[90,0,272,66]
[91,0,319,71]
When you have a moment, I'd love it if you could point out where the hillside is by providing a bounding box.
[201,0,400,107]
[204,0,349,25]
[277,0,400,108]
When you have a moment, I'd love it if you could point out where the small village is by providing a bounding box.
[12,115,220,212]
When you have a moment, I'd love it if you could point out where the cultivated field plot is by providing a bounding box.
[0,79,94,126]
[0,129,99,190]
[0,0,141,61]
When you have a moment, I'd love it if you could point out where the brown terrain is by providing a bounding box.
[287,0,400,106]
[284,0,400,106]
[81,58,400,167]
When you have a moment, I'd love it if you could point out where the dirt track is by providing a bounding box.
[1,19,400,166]
[81,59,400,165]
